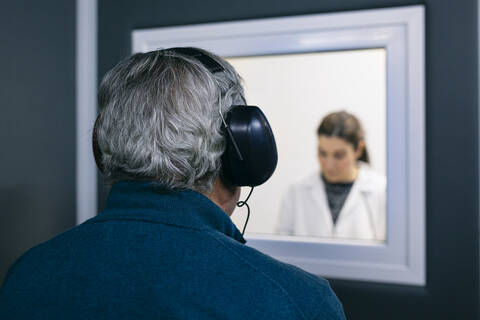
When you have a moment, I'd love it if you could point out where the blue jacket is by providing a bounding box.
[0,181,346,319]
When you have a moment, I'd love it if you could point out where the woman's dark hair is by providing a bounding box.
[316,111,370,163]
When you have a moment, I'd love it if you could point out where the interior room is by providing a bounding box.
[0,1,479,319]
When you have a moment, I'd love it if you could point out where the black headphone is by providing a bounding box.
[93,47,278,187]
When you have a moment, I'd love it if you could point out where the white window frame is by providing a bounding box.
[132,5,425,285]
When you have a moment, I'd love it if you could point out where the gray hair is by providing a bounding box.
[96,48,245,193]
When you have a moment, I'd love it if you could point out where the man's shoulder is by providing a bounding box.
[1,224,84,281]
[211,234,346,320]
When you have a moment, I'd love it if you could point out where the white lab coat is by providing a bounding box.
[276,163,386,241]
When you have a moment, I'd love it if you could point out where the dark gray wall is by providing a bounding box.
[99,0,479,319]
[0,1,76,285]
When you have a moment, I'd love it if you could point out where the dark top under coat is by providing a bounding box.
[321,175,354,224]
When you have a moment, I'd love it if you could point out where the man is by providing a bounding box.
[0,47,346,319]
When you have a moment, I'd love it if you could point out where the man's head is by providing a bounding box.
[95,48,245,194]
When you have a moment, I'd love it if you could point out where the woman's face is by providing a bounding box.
[317,135,363,183]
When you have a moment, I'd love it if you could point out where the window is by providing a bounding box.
[133,5,425,285]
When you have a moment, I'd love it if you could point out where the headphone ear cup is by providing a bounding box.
[221,105,278,187]
[92,115,104,173]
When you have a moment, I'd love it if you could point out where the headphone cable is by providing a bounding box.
[237,187,254,236]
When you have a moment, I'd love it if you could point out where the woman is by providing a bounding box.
[276,111,386,241]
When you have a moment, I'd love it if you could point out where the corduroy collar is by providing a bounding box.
[89,181,246,244]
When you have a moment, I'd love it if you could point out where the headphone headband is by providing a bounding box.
[163,47,225,74]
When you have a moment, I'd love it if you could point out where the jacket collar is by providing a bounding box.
[88,181,246,244]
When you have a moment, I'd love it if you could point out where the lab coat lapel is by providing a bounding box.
[336,167,370,224]
[308,174,334,235]
[336,180,362,224]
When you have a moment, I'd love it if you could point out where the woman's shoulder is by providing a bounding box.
[282,172,320,196]
[293,172,321,188]
[357,162,386,191]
